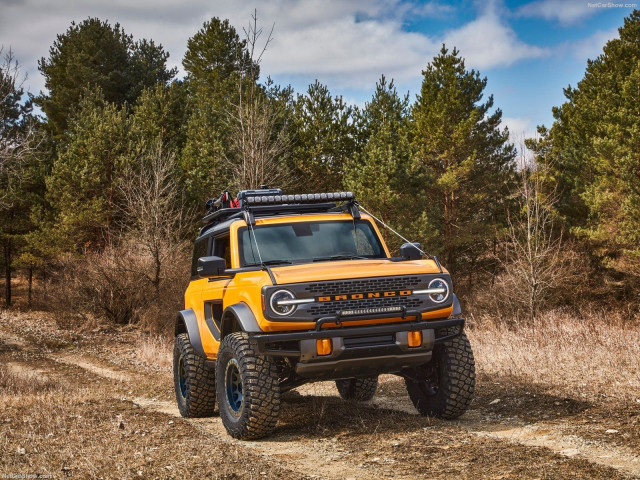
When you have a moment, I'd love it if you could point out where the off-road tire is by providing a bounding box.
[216,332,281,440]
[335,377,378,401]
[405,327,475,419]
[173,333,216,417]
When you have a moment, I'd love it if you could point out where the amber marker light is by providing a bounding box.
[408,331,422,348]
[261,294,265,311]
[316,338,332,356]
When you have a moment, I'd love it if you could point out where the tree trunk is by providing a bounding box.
[154,254,161,301]
[530,282,537,323]
[3,239,12,307]
[27,267,33,308]
[42,266,48,303]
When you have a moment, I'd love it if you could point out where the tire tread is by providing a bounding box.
[405,327,475,419]
[173,333,216,418]
[216,332,281,440]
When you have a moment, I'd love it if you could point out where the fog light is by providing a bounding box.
[408,330,422,348]
[316,338,332,356]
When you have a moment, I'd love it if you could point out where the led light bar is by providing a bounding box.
[244,192,354,205]
[340,306,404,317]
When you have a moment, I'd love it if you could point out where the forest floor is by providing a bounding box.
[2,309,640,479]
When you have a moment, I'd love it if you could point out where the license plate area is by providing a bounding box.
[343,334,395,348]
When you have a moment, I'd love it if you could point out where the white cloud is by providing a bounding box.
[502,116,537,145]
[0,0,546,97]
[405,1,455,18]
[516,0,595,25]
[443,3,549,70]
[568,27,618,61]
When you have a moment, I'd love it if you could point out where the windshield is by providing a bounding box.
[238,219,386,266]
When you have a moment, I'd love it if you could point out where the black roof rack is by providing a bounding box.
[200,189,360,234]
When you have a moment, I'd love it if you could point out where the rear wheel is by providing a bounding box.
[336,376,378,401]
[404,328,475,419]
[216,332,281,439]
[173,333,216,417]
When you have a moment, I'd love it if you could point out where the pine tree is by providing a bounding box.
[180,18,255,205]
[292,81,356,192]
[544,10,640,265]
[182,18,254,87]
[46,89,132,250]
[0,48,42,305]
[130,82,188,153]
[344,76,411,252]
[411,45,515,277]
[38,18,175,139]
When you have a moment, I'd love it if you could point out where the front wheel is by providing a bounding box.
[404,328,475,419]
[173,333,216,417]
[216,332,281,439]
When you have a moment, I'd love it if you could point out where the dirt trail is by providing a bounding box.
[131,396,378,480]
[297,381,640,478]
[473,422,640,477]
[52,353,378,480]
[51,353,133,382]
[0,326,378,480]
[2,319,639,479]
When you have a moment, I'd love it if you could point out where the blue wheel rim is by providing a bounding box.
[225,358,243,416]
[178,356,187,397]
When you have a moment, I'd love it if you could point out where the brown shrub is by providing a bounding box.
[461,238,591,323]
[53,241,190,332]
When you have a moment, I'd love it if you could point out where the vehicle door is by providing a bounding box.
[200,234,233,356]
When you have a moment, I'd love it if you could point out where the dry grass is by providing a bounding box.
[136,335,173,370]
[0,363,62,395]
[468,309,640,403]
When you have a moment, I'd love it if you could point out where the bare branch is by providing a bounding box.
[497,137,582,321]
[0,46,41,209]
[224,11,292,191]
[118,140,193,298]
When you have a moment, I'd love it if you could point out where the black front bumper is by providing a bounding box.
[251,313,465,380]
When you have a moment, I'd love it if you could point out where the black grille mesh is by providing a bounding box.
[305,276,422,296]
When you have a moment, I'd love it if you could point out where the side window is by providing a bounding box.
[190,238,209,277]
[213,235,232,269]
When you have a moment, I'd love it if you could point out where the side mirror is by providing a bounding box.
[400,242,422,261]
[197,256,227,277]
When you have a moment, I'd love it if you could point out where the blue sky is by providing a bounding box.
[0,0,635,140]
[397,0,633,138]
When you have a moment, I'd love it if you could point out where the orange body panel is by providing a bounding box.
[184,213,454,359]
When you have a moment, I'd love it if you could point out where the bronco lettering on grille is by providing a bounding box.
[317,290,412,302]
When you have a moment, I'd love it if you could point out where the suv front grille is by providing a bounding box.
[263,274,452,321]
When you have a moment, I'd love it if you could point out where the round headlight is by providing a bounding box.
[270,289,296,316]
[428,278,449,303]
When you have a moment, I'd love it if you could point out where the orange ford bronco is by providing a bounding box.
[173,189,475,439]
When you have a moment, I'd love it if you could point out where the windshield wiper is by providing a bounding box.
[245,260,293,267]
[313,254,368,262]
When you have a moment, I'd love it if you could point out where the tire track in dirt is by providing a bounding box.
[479,425,640,477]
[50,353,133,382]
